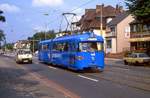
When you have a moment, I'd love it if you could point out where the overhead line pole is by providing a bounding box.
[100,4,103,36]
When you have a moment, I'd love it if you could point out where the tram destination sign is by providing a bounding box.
[88,38,97,41]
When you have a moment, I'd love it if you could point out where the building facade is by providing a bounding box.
[106,12,134,53]
[14,40,31,50]
[129,21,150,55]
[77,4,123,51]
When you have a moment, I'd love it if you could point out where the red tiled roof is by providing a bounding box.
[78,5,123,31]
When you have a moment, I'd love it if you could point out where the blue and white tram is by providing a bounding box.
[38,32,105,71]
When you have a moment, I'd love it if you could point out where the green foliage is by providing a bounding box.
[125,0,150,22]
[28,30,56,52]
[0,10,6,49]
[0,30,5,41]
[0,10,5,22]
[3,43,14,51]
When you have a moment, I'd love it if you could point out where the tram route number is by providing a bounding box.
[88,38,97,41]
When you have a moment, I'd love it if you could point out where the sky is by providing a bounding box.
[0,0,126,43]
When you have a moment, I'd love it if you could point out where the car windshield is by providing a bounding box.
[79,42,103,52]
[18,50,31,54]
[139,53,149,57]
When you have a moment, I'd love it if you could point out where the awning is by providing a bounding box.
[129,37,150,42]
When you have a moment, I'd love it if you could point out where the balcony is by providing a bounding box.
[105,31,116,38]
[130,32,150,38]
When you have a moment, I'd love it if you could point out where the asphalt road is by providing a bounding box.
[0,55,150,98]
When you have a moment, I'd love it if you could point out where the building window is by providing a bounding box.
[106,40,112,48]
[110,27,115,32]
[133,25,136,32]
[95,16,100,20]
[143,24,150,32]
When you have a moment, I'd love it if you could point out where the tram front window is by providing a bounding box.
[79,42,103,52]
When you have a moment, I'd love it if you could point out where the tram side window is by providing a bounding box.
[63,43,69,52]
[42,44,49,51]
[39,45,42,51]
[52,43,63,52]
[52,43,69,52]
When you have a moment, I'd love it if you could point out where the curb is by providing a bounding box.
[105,58,123,61]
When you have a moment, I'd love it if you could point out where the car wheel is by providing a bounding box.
[29,60,32,64]
[124,60,128,65]
[135,61,140,65]
[16,61,20,64]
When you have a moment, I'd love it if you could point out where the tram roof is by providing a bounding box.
[39,32,104,44]
[39,39,52,44]
[53,32,104,42]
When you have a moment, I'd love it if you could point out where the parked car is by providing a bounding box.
[15,49,33,64]
[0,50,4,55]
[123,53,150,65]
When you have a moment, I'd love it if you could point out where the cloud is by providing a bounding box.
[0,3,20,13]
[32,0,63,7]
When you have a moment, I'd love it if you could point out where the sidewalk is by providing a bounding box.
[105,57,123,61]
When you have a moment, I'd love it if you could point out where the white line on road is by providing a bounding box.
[34,62,57,70]
[35,62,40,64]
[114,67,130,71]
[78,75,99,82]
[48,66,57,70]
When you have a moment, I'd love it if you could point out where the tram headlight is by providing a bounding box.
[75,56,84,60]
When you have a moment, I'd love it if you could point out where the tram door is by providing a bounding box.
[61,42,70,67]
[42,44,49,62]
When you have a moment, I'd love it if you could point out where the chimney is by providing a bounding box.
[85,9,95,14]
[116,4,123,13]
[119,6,123,13]
[116,4,119,10]
[96,4,104,13]
[85,9,89,14]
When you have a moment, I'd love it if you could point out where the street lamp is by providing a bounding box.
[43,13,50,40]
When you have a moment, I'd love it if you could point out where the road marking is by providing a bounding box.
[34,62,40,64]
[113,67,130,71]
[78,75,99,82]
[34,62,57,70]
[48,66,57,70]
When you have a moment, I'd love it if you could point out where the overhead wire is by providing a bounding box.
[45,0,97,32]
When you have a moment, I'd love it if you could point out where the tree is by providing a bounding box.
[125,0,150,22]
[28,30,56,52]
[3,43,14,51]
[0,10,6,22]
[0,10,6,42]
[0,30,5,49]
[0,30,5,41]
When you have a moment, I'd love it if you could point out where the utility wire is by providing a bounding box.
[43,0,97,31]
[69,0,97,13]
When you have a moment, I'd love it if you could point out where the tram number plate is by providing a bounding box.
[24,60,28,62]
